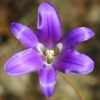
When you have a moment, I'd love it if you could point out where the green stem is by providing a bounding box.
[58,71,85,100]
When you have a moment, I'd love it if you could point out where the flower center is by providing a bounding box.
[46,50,54,59]
[45,50,54,64]
[36,43,63,65]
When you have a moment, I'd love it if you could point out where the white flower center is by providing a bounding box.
[36,43,63,64]
[46,50,54,59]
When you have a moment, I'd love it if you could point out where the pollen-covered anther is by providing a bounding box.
[46,50,54,59]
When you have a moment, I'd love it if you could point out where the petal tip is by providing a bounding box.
[10,22,22,38]
[11,22,15,26]
[80,27,95,38]
[4,64,14,76]
[40,84,55,98]
[10,22,20,29]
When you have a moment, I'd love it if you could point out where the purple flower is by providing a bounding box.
[4,2,94,98]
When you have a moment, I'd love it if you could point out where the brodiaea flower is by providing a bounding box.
[4,2,94,98]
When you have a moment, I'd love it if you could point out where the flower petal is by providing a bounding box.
[37,2,62,49]
[39,66,57,98]
[62,27,94,50]
[53,49,94,75]
[10,22,39,48]
[4,48,43,75]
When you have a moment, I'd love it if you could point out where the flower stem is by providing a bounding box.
[58,71,85,100]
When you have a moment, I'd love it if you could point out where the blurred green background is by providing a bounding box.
[0,0,100,100]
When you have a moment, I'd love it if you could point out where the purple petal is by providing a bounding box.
[10,22,39,48]
[37,2,62,49]
[53,49,94,75]
[62,27,94,50]
[39,66,57,98]
[4,48,43,75]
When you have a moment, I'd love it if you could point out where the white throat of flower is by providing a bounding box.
[36,43,63,65]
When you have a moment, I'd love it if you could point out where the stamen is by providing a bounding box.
[46,50,54,59]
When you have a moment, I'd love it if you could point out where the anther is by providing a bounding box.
[46,50,54,59]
